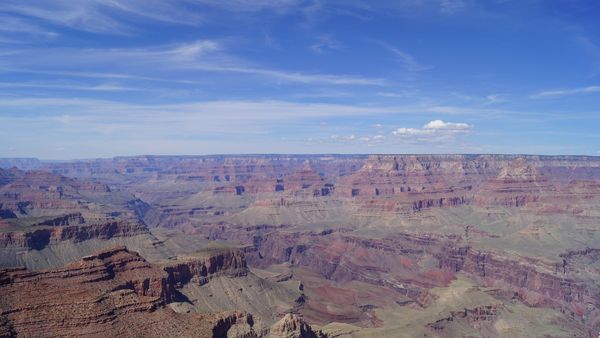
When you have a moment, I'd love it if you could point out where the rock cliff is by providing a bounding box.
[0,246,260,337]
[269,313,326,338]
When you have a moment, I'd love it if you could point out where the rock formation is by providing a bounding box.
[269,313,326,338]
[0,246,260,338]
[0,220,148,250]
[1,154,600,337]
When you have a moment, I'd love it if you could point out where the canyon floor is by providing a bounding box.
[1,154,599,337]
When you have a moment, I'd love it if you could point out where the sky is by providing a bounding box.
[0,0,599,159]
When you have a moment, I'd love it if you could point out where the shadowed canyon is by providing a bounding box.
[1,154,600,337]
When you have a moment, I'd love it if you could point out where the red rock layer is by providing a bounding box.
[0,246,257,337]
[0,220,148,250]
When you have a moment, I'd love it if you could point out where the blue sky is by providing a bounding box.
[0,0,599,159]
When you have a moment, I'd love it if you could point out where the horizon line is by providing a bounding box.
[2,152,600,162]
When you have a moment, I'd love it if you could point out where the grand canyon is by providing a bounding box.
[3,1,599,337]
[0,154,599,337]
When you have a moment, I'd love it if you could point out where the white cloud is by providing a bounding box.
[392,119,472,141]
[424,119,470,130]
[392,127,431,136]
[530,86,600,99]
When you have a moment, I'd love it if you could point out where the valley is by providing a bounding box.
[1,154,599,337]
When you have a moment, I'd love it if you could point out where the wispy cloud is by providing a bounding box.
[576,35,600,73]
[1,97,411,157]
[0,0,203,35]
[311,35,343,53]
[439,0,466,15]
[326,133,387,147]
[0,14,57,39]
[379,42,433,72]
[377,90,418,98]
[530,86,600,98]
[1,40,386,86]
[0,98,407,125]
[0,81,139,92]
[483,94,505,105]
[0,68,200,84]
[194,65,386,85]
[0,1,128,34]
[194,0,302,13]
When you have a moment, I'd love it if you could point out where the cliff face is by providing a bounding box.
[473,158,556,207]
[0,246,172,337]
[0,246,259,338]
[0,220,148,250]
[163,249,248,286]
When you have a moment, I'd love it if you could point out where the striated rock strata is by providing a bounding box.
[0,246,260,338]
[0,220,148,250]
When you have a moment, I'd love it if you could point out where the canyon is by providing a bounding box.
[1,154,600,337]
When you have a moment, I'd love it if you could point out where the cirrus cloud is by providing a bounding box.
[530,85,600,99]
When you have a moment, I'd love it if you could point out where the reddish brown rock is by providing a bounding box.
[474,158,556,207]
[0,220,148,250]
[163,248,248,286]
[0,246,257,338]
